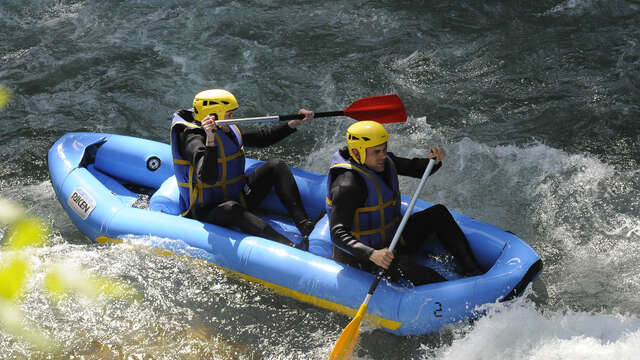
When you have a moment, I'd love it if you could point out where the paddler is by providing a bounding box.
[326,121,484,284]
[170,89,315,249]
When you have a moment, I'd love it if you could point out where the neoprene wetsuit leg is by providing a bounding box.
[198,200,296,246]
[243,158,314,237]
[403,204,484,276]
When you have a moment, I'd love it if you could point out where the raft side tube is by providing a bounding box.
[396,277,478,335]
[47,133,108,195]
[87,164,139,206]
[495,236,543,301]
[458,217,513,272]
[93,135,174,189]
[102,206,412,331]
[58,167,124,240]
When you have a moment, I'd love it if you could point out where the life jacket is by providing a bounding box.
[325,150,401,250]
[170,110,246,216]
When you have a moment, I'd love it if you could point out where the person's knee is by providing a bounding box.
[204,200,243,226]
[430,204,451,219]
[267,158,289,173]
[218,200,243,217]
[431,203,448,213]
[413,203,449,224]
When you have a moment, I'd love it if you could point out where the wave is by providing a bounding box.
[543,0,640,17]
[431,293,640,360]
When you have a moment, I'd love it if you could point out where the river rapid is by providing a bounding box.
[1,1,639,359]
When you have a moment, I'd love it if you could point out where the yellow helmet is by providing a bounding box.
[192,89,239,122]
[346,121,389,165]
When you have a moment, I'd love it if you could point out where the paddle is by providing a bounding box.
[214,94,406,125]
[328,158,437,360]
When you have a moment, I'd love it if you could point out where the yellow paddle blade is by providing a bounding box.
[328,304,368,360]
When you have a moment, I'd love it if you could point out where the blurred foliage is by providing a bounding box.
[44,263,138,303]
[5,217,49,250]
[0,256,28,301]
[0,85,10,109]
[0,197,138,352]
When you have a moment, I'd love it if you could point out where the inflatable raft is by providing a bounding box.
[48,132,542,336]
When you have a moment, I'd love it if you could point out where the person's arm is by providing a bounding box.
[242,109,314,147]
[242,122,297,147]
[388,149,443,178]
[177,127,219,185]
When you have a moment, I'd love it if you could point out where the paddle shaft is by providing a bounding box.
[360,158,437,307]
[212,94,406,125]
[214,111,344,125]
[327,157,436,360]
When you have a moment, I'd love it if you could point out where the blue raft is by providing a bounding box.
[48,132,542,336]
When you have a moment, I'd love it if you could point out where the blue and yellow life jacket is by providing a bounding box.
[326,150,401,250]
[170,111,246,216]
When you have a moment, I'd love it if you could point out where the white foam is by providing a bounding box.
[430,299,640,360]
[543,0,597,15]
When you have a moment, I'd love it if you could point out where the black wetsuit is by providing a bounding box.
[174,110,312,246]
[328,147,482,285]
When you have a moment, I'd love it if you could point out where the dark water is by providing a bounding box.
[1,1,639,358]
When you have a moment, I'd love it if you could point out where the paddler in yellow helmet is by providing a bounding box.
[325,121,484,283]
[170,89,315,249]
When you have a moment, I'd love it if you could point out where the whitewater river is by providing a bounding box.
[1,1,639,359]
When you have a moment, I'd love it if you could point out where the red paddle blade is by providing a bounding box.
[343,94,407,124]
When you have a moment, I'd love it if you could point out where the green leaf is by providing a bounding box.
[5,217,48,249]
[0,255,29,301]
[0,86,10,109]
[44,263,139,302]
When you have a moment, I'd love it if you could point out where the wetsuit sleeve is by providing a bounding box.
[242,122,297,147]
[387,152,442,178]
[177,127,219,185]
[329,170,375,262]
